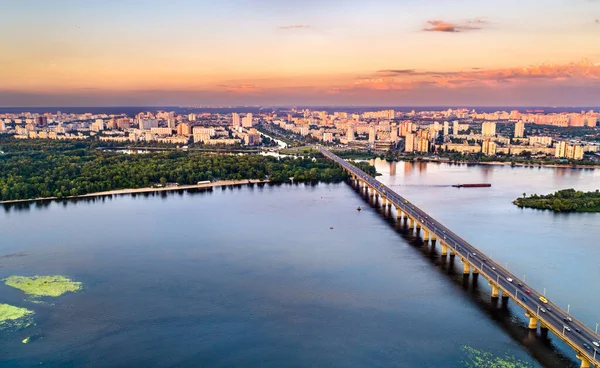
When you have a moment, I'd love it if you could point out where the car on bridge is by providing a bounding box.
[539,296,548,304]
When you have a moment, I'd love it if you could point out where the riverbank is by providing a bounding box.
[0,179,268,205]
[414,158,600,170]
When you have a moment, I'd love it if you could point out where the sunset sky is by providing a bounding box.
[1,0,600,106]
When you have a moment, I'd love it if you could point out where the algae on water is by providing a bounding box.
[462,346,534,368]
[0,303,34,330]
[4,275,83,297]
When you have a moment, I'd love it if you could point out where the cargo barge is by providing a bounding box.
[452,183,492,188]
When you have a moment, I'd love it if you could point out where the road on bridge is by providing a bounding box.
[319,147,600,367]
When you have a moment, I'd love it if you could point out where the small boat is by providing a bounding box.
[356,206,362,211]
[330,226,334,229]
[452,183,492,188]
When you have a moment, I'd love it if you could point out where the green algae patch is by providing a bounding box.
[462,346,534,368]
[4,275,83,297]
[0,303,34,330]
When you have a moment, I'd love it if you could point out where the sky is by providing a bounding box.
[1,0,599,107]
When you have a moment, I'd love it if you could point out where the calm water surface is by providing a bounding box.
[0,161,599,367]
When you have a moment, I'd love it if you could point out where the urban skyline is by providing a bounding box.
[2,0,600,106]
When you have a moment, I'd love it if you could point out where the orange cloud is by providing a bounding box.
[351,59,600,91]
[423,19,487,32]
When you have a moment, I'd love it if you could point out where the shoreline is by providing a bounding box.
[0,179,268,205]
[408,158,600,169]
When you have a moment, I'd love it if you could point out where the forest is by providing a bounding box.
[514,188,600,212]
[0,138,376,201]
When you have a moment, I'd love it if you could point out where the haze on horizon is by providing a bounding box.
[1,0,600,107]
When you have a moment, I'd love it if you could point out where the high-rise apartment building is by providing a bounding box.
[514,121,525,138]
[232,113,240,127]
[346,126,354,142]
[242,113,253,128]
[482,139,497,155]
[482,122,496,137]
[368,127,376,144]
[405,133,415,152]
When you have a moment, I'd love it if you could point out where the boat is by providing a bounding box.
[452,183,492,188]
[357,206,362,211]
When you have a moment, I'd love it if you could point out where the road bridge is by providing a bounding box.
[319,147,600,368]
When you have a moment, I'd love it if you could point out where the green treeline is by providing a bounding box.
[0,139,377,201]
[514,188,600,212]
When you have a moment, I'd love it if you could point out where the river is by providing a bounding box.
[0,161,598,367]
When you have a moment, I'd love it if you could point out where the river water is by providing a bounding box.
[0,160,598,367]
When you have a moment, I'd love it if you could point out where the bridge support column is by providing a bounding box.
[576,354,591,368]
[416,222,421,231]
[449,248,455,256]
[462,261,471,275]
[525,313,538,330]
[472,267,479,274]
[409,218,414,229]
[441,244,447,256]
[423,230,430,243]
[490,284,499,298]
[431,234,437,242]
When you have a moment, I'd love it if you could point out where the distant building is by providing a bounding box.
[452,121,459,136]
[482,139,497,155]
[35,116,48,127]
[482,122,496,137]
[232,113,240,127]
[242,113,253,128]
[177,123,191,136]
[368,126,376,144]
[346,126,355,142]
[245,128,262,145]
[405,133,415,152]
[514,121,525,138]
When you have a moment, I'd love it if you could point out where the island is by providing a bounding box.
[514,189,600,212]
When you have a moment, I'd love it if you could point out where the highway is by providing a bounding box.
[319,147,600,367]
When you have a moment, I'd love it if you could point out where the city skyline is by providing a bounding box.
[2,0,600,106]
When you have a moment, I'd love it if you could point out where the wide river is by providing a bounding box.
[0,160,599,367]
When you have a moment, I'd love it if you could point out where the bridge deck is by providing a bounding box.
[319,147,600,367]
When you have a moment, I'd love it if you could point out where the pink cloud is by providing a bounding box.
[423,19,487,32]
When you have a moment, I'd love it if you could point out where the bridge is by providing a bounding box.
[319,147,600,368]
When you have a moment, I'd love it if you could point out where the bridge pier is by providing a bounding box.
[462,261,471,275]
[540,322,549,336]
[490,283,499,298]
[441,243,448,256]
[409,218,414,229]
[423,230,430,243]
[576,354,591,368]
[525,313,538,330]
